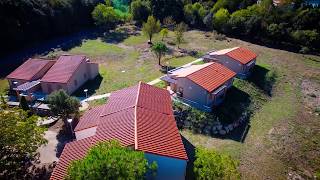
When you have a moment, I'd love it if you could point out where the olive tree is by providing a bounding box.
[142,16,161,43]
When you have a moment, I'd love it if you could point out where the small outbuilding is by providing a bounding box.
[161,62,236,111]
[203,47,257,78]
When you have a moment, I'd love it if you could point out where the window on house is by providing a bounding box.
[58,85,62,89]
[74,80,78,86]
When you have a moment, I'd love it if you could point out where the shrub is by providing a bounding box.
[194,148,240,180]
[66,140,157,179]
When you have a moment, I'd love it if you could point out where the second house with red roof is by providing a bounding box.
[203,47,257,78]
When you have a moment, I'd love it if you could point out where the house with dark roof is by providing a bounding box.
[203,47,257,78]
[161,63,236,111]
[41,55,98,95]
[50,82,188,180]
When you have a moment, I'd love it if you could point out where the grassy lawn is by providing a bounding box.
[154,80,167,89]
[165,56,196,68]
[69,39,124,57]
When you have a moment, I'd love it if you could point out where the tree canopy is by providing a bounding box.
[66,140,157,179]
[142,16,161,42]
[47,90,80,120]
[0,107,47,178]
[151,42,169,66]
[174,22,188,48]
[194,148,240,180]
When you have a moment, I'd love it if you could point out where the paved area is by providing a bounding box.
[37,130,59,164]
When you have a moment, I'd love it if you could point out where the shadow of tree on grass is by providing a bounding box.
[247,65,277,96]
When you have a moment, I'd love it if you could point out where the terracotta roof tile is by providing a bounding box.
[187,63,236,92]
[95,108,135,146]
[6,59,55,81]
[100,85,139,116]
[50,137,95,180]
[74,105,105,132]
[41,55,86,83]
[51,82,187,180]
[136,107,187,160]
[226,47,257,64]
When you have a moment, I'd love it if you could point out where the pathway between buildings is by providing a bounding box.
[81,58,203,104]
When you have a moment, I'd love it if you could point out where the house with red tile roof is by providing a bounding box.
[203,47,257,78]
[51,82,188,180]
[41,55,98,94]
[6,58,56,90]
[161,63,236,111]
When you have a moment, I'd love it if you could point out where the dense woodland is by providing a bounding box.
[1,0,319,55]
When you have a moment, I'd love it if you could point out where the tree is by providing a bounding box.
[66,140,157,179]
[47,90,80,122]
[213,8,230,32]
[92,3,120,28]
[174,22,188,48]
[0,108,46,178]
[19,96,29,111]
[160,28,169,41]
[194,148,240,180]
[151,42,169,66]
[130,0,151,23]
[142,16,161,43]
[163,16,176,30]
[184,3,207,27]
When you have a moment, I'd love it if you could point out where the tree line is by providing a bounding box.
[0,0,101,56]
[1,0,319,56]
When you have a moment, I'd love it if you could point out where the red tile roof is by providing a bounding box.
[186,63,236,92]
[50,137,95,180]
[226,47,257,64]
[74,105,105,132]
[41,55,86,83]
[6,59,55,81]
[50,82,187,180]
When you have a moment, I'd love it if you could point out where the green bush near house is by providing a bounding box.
[66,140,157,179]
[194,147,240,180]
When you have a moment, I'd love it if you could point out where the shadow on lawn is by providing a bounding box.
[101,29,130,44]
[247,65,277,96]
[72,74,103,97]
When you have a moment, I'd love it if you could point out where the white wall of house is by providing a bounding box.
[206,55,256,76]
[87,63,99,80]
[75,127,97,140]
[177,78,208,106]
[145,153,187,180]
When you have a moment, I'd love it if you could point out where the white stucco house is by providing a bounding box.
[161,62,236,111]
[50,82,188,180]
[203,47,257,78]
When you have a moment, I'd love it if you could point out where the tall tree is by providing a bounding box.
[142,16,161,43]
[92,2,120,28]
[130,0,151,23]
[151,42,169,66]
[66,140,157,179]
[47,90,80,123]
[174,22,188,48]
[213,8,230,32]
[0,108,46,178]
